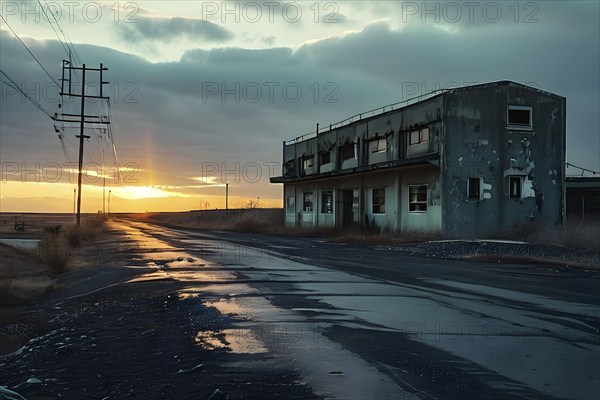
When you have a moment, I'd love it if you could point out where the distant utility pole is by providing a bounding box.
[55,61,110,225]
[225,183,229,214]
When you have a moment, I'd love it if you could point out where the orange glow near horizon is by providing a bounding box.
[0,181,282,213]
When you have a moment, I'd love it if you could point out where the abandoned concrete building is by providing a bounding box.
[270,81,566,237]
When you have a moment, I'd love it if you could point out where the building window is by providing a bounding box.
[409,127,429,145]
[370,138,387,153]
[321,191,333,213]
[284,160,296,177]
[319,151,331,166]
[339,143,358,168]
[372,188,386,214]
[303,192,313,211]
[468,177,482,200]
[507,106,532,129]
[508,176,522,199]
[340,144,353,160]
[286,196,295,213]
[303,156,314,170]
[409,184,428,212]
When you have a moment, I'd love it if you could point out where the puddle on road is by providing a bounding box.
[206,298,246,316]
[195,329,268,354]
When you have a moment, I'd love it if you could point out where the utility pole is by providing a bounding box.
[108,190,112,215]
[225,183,229,214]
[56,61,110,225]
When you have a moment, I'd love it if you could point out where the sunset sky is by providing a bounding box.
[1,1,598,212]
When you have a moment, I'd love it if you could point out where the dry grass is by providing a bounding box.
[492,219,600,253]
[133,209,285,234]
[65,214,107,248]
[130,210,598,254]
[38,214,108,273]
[134,209,442,244]
[0,244,54,305]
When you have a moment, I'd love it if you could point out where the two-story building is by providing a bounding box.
[270,81,566,238]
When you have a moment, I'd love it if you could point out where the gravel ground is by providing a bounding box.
[411,240,600,267]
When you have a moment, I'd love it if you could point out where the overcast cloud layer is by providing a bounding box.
[0,1,598,212]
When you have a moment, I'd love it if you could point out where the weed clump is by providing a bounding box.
[38,215,107,273]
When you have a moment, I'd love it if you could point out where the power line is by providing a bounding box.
[0,13,60,88]
[566,162,599,176]
[36,0,70,57]
[38,0,83,66]
[0,68,56,120]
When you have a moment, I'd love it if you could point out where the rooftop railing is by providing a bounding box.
[285,88,450,145]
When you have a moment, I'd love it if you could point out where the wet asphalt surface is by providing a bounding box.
[1,219,599,399]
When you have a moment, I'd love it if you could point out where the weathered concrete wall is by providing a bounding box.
[442,83,565,237]
[399,166,442,233]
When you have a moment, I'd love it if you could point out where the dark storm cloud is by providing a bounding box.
[116,15,234,43]
[1,3,599,193]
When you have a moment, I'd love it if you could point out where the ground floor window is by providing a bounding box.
[321,191,333,213]
[372,188,386,214]
[508,176,523,199]
[303,192,313,211]
[409,184,428,212]
[468,177,482,200]
[286,196,295,213]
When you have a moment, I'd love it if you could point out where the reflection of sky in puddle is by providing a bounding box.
[205,298,245,316]
[127,269,227,283]
[112,220,234,285]
[195,329,268,354]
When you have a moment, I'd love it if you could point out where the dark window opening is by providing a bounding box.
[284,161,296,177]
[468,178,481,200]
[303,192,313,211]
[409,184,428,212]
[372,188,385,214]
[509,176,522,199]
[319,151,331,166]
[321,191,333,213]
[339,145,354,160]
[508,106,532,128]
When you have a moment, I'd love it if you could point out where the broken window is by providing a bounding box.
[507,106,532,128]
[409,184,428,212]
[321,191,333,213]
[409,127,430,145]
[303,156,314,169]
[468,177,482,200]
[508,176,522,199]
[370,138,387,153]
[339,144,354,162]
[303,192,313,212]
[284,161,296,177]
[319,151,331,166]
[286,196,295,213]
[372,188,385,214]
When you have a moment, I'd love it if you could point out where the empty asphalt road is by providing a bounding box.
[114,219,599,400]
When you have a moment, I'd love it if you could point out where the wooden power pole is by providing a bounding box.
[55,61,110,225]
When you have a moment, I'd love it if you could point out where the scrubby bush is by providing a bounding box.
[65,214,107,248]
[38,214,107,273]
[38,231,70,273]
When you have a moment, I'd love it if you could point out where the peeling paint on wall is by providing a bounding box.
[523,179,536,198]
[482,182,493,200]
